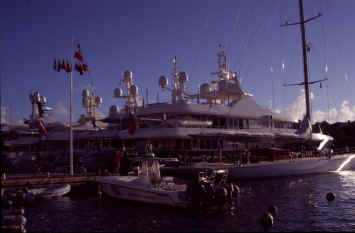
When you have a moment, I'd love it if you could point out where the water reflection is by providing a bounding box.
[24,171,355,232]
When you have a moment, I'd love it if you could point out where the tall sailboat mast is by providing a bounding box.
[281,0,323,125]
[298,0,312,122]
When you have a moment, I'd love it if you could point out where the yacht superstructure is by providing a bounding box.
[103,46,331,162]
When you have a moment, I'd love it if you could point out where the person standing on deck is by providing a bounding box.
[113,151,121,174]
[119,148,130,175]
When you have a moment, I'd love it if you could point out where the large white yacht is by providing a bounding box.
[102,0,354,179]
[104,48,330,160]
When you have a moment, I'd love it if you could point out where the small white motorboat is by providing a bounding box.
[96,156,238,209]
[27,184,71,199]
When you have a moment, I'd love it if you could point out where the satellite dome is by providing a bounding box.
[109,105,120,115]
[178,72,189,83]
[159,75,168,88]
[130,84,139,96]
[40,96,47,104]
[114,88,123,98]
[200,83,211,95]
[82,97,89,108]
[95,96,103,105]
[123,70,133,83]
[82,89,89,97]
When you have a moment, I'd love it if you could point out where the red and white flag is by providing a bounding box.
[74,44,84,62]
[38,120,47,137]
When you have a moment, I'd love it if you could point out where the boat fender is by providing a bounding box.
[3,215,27,227]
[232,184,240,197]
[326,192,335,201]
[223,183,235,202]
[97,185,103,200]
[259,211,274,229]
[267,205,278,216]
[2,225,26,233]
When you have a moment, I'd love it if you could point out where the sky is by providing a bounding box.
[1,0,355,125]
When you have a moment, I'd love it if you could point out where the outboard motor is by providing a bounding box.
[187,169,237,213]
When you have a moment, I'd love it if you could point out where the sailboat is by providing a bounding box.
[226,0,355,179]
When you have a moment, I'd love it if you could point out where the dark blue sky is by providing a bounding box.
[1,0,355,124]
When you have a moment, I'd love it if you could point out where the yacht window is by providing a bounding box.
[200,140,205,149]
[206,140,211,149]
[220,118,226,129]
[233,119,238,129]
[245,119,249,129]
[175,139,182,150]
[212,140,217,149]
[192,139,197,148]
[212,118,218,128]
[239,119,244,129]
[228,119,233,129]
[184,139,191,150]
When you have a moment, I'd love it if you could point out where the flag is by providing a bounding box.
[57,60,61,72]
[74,44,83,62]
[65,61,71,73]
[38,120,47,137]
[75,63,84,75]
[82,64,90,76]
[53,60,57,71]
[61,60,66,70]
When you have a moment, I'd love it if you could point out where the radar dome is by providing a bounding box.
[82,89,89,97]
[178,72,189,83]
[123,70,133,83]
[40,96,47,104]
[109,105,120,115]
[29,94,34,103]
[200,83,211,95]
[159,75,168,88]
[82,97,89,108]
[34,92,40,102]
[95,96,103,105]
[114,88,123,98]
[130,84,139,96]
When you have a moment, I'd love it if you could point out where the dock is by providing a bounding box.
[1,173,109,188]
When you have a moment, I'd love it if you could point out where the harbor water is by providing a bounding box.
[24,170,354,232]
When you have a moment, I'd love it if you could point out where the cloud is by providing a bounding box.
[1,106,23,124]
[276,89,314,122]
[48,101,68,121]
[1,106,7,124]
[275,90,355,123]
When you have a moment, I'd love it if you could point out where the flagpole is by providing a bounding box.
[69,35,74,175]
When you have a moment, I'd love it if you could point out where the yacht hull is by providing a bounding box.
[96,176,189,208]
[228,154,355,180]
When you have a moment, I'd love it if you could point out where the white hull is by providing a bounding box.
[228,154,355,180]
[96,176,189,208]
[28,184,71,198]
